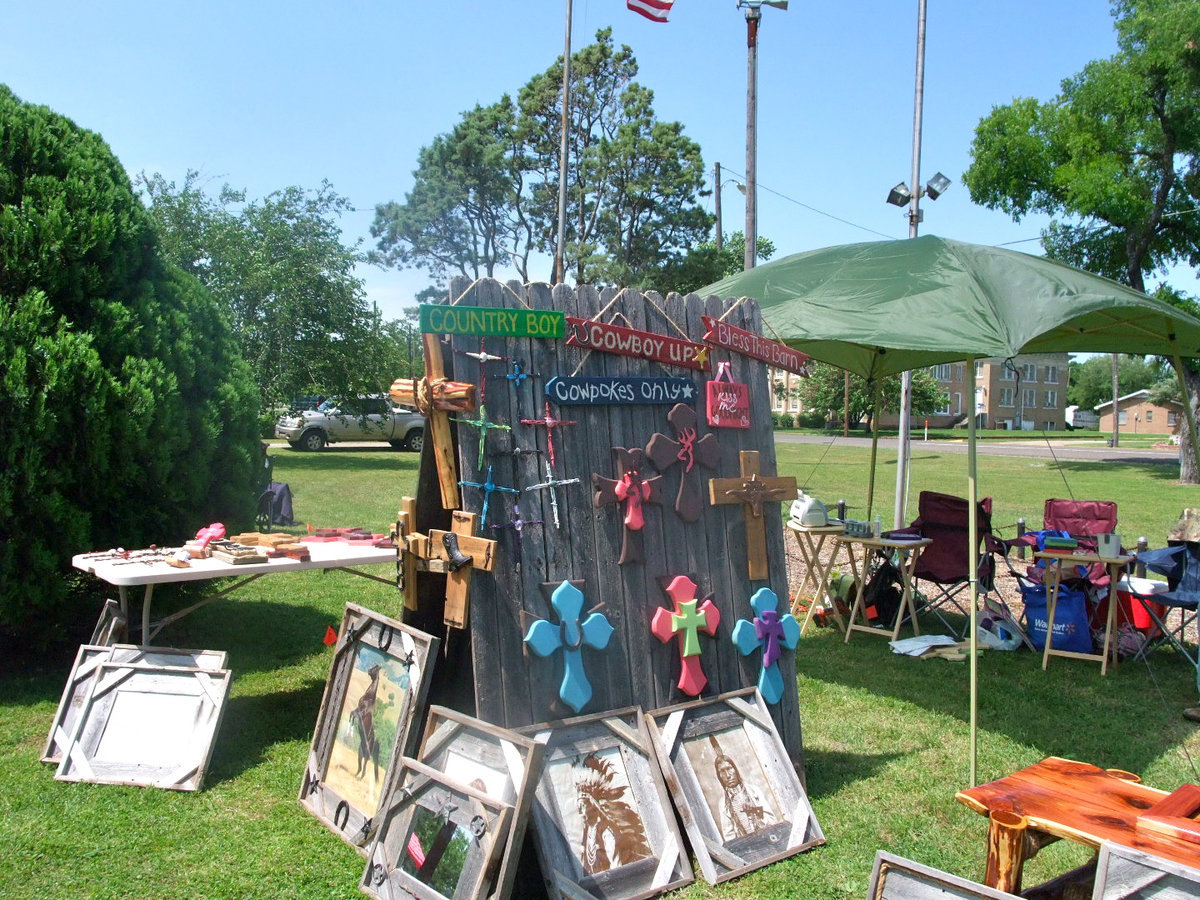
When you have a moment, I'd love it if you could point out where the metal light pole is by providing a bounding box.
[552,0,573,285]
[739,1,787,272]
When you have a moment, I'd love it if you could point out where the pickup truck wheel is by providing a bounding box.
[298,429,327,451]
[402,429,424,453]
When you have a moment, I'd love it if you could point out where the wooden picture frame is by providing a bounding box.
[42,643,228,764]
[866,852,1022,899]
[521,706,693,900]
[1092,840,1200,899]
[409,706,545,900]
[90,598,127,646]
[54,660,232,791]
[645,688,823,884]
[299,603,439,854]
[362,757,513,900]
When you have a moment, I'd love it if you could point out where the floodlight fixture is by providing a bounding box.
[926,171,951,200]
[887,183,912,207]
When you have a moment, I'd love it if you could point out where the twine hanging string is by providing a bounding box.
[448,277,535,311]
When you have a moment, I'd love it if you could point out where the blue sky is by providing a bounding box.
[7,1,1181,322]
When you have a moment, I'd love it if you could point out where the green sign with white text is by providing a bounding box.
[419,304,565,339]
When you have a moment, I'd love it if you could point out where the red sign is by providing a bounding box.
[566,317,712,371]
[701,316,811,376]
[706,362,750,429]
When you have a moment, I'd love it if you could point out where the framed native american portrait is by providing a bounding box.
[362,758,513,900]
[300,603,438,854]
[522,707,692,900]
[646,688,823,884]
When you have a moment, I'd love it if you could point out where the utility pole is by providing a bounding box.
[552,0,573,285]
[714,161,724,252]
[744,3,760,271]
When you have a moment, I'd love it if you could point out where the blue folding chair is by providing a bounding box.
[1126,541,1200,673]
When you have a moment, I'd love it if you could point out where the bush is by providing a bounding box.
[772,412,794,429]
[0,86,261,647]
[796,410,825,428]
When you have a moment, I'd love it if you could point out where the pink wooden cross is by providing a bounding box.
[651,575,721,696]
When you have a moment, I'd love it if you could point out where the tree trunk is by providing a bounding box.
[1179,366,1200,485]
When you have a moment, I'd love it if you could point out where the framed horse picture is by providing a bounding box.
[521,707,692,900]
[646,688,824,884]
[362,758,513,900]
[300,603,439,855]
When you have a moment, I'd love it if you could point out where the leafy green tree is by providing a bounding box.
[0,86,260,646]
[371,99,532,283]
[373,30,713,288]
[656,231,776,295]
[518,28,712,285]
[963,0,1200,478]
[142,171,385,408]
[793,363,945,429]
[1068,354,1166,410]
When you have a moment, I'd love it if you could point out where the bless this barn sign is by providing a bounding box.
[701,316,811,377]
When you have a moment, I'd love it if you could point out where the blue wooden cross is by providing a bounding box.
[732,587,800,705]
[524,580,613,714]
[458,465,519,528]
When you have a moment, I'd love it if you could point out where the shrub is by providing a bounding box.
[772,412,794,429]
[0,86,260,647]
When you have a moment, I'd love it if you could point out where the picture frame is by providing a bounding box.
[645,687,823,884]
[54,660,232,791]
[865,851,1022,899]
[1092,840,1200,899]
[362,757,513,900]
[522,706,693,900]
[90,598,127,646]
[408,706,545,900]
[42,643,228,764]
[299,603,439,854]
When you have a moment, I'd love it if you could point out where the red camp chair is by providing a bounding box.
[894,491,999,637]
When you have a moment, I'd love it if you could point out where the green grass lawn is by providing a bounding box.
[4,442,1200,899]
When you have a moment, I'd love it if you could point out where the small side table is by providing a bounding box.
[836,534,932,642]
[786,520,851,635]
[1034,551,1132,675]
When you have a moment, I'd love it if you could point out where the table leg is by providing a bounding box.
[844,545,868,644]
[892,547,923,641]
[985,809,1029,893]
[1100,561,1124,676]
[793,534,823,632]
[141,584,155,645]
[1041,561,1061,671]
[117,585,129,622]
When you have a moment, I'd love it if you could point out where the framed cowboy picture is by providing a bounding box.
[521,707,692,900]
[300,603,438,854]
[362,758,513,900]
[645,688,823,884]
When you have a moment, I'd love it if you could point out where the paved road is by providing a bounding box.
[773,432,1180,465]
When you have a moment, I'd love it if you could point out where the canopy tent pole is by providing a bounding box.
[967,357,979,787]
[866,379,881,520]
[1169,336,1200,478]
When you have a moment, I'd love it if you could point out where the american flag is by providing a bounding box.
[627,0,674,23]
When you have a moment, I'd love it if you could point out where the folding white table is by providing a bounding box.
[72,542,397,644]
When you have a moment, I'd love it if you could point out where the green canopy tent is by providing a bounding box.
[700,234,1200,785]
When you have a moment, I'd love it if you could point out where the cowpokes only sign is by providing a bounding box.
[420,303,565,339]
[566,317,712,371]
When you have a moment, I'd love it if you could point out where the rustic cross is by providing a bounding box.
[458,465,520,529]
[645,403,721,523]
[491,359,539,417]
[708,450,797,580]
[456,339,508,404]
[519,401,577,470]
[390,334,478,509]
[524,580,613,714]
[393,505,498,629]
[525,461,580,529]
[453,403,512,469]
[650,575,721,696]
[593,448,664,565]
[491,502,543,571]
[732,587,800,704]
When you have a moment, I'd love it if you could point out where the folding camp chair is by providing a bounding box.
[893,491,999,638]
[1123,541,1200,674]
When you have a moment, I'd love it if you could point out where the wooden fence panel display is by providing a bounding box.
[425,279,801,768]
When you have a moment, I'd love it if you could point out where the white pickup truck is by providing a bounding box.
[275,395,425,452]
